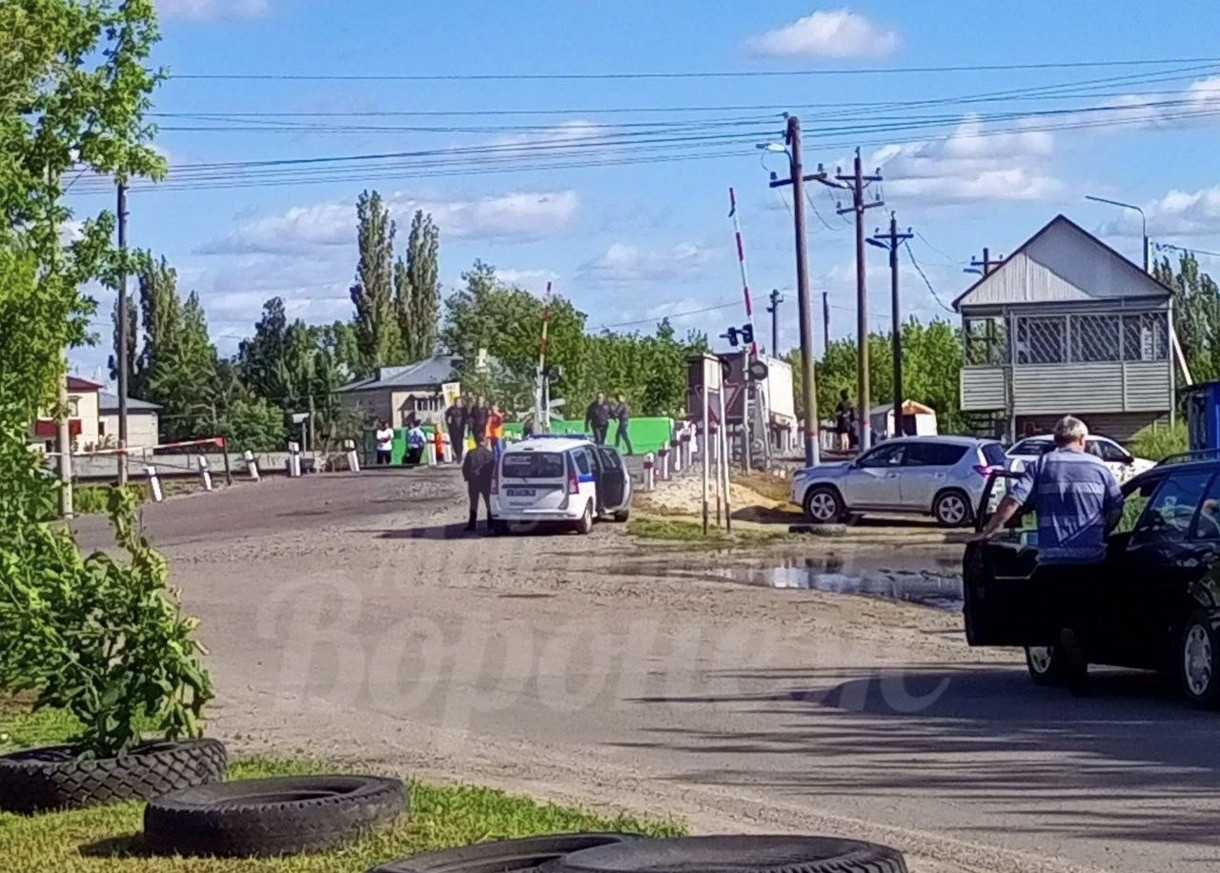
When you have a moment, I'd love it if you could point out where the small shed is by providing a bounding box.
[870,400,938,440]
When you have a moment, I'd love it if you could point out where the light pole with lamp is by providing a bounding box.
[1085,194,1148,273]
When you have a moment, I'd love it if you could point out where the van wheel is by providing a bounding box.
[933,489,973,528]
[1024,646,1084,687]
[574,502,594,535]
[1180,612,1220,709]
[803,486,843,524]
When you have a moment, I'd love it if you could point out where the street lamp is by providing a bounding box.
[1085,194,1148,273]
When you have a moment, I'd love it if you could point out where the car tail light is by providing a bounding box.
[567,470,580,495]
[974,464,994,477]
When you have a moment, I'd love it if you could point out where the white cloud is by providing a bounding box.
[495,269,561,289]
[198,190,580,255]
[578,242,717,285]
[747,9,899,59]
[1098,184,1220,239]
[493,121,609,150]
[871,116,1061,206]
[157,0,269,20]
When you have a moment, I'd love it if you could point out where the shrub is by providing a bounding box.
[73,483,148,514]
[1131,420,1187,461]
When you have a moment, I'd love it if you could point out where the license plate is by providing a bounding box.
[506,488,535,497]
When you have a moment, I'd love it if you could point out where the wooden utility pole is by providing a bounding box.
[968,248,1004,276]
[116,181,129,486]
[822,291,830,356]
[867,212,913,439]
[768,116,822,466]
[818,148,883,451]
[766,288,783,356]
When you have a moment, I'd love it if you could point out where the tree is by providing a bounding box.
[1156,252,1220,383]
[236,297,289,402]
[350,190,402,373]
[131,254,181,399]
[107,291,137,384]
[394,210,440,361]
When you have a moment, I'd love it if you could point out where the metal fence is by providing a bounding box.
[964,312,1169,366]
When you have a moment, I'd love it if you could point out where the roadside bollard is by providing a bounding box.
[145,465,163,503]
[658,445,671,480]
[198,456,213,492]
[671,438,682,474]
[244,449,261,481]
[343,440,360,473]
[682,427,693,468]
[287,441,301,478]
[426,440,437,466]
[643,452,655,491]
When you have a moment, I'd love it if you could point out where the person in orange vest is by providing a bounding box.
[432,422,445,462]
[488,403,505,457]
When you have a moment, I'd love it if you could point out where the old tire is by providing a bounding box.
[1180,612,1220,709]
[803,486,844,524]
[932,489,972,528]
[1024,646,1084,687]
[0,737,227,815]
[574,502,594,535]
[144,774,406,858]
[369,832,649,873]
[550,835,907,873]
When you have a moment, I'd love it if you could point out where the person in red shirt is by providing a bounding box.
[487,404,505,457]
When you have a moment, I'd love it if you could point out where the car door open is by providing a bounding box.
[596,447,627,510]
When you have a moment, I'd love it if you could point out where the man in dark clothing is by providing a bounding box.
[468,396,490,444]
[585,393,611,445]
[835,389,855,453]
[461,435,496,532]
[612,392,633,455]
[444,396,468,463]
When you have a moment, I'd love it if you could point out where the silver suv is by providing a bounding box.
[791,435,1010,527]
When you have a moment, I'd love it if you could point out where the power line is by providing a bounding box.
[170,56,1220,82]
[902,241,955,313]
[599,301,739,330]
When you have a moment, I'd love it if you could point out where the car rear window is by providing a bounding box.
[982,443,1009,466]
[907,442,967,466]
[501,452,565,479]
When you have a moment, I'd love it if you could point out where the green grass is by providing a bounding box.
[0,698,684,873]
[626,516,787,546]
[72,484,149,515]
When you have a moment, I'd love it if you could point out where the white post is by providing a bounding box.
[343,439,360,473]
[672,435,682,474]
[288,441,301,478]
[719,390,732,532]
[658,445,670,480]
[198,456,213,492]
[146,465,163,503]
[701,378,710,535]
[643,452,655,492]
[426,439,437,466]
[681,427,692,469]
[244,449,261,481]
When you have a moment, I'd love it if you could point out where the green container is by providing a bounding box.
[502,417,673,455]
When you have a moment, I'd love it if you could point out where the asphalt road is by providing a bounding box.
[70,469,1220,873]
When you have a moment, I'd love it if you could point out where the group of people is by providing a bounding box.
[443,395,507,463]
[373,417,430,465]
[583,392,633,453]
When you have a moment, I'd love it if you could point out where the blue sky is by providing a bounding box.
[67,0,1220,383]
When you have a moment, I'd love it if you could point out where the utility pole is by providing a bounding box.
[822,291,830,356]
[766,289,783,356]
[867,212,913,439]
[766,116,821,466]
[967,247,1004,277]
[818,148,883,451]
[116,181,129,486]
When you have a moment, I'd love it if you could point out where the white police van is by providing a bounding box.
[491,435,632,534]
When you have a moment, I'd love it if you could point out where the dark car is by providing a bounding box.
[963,453,1220,708]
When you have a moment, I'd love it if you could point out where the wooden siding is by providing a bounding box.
[956,217,1170,309]
[961,367,1008,411]
[1016,412,1166,444]
[1124,361,1172,411]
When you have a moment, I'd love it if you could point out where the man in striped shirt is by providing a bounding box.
[976,415,1124,691]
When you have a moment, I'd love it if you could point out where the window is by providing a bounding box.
[1130,472,1213,546]
[906,442,967,466]
[1122,312,1168,362]
[1114,477,1160,536]
[1010,439,1053,458]
[858,444,905,468]
[1089,439,1131,464]
[1194,475,1220,541]
[1016,316,1066,364]
[67,399,79,417]
[501,452,566,479]
[1070,315,1121,363]
[982,443,1009,467]
[573,451,591,476]
[963,317,1009,366]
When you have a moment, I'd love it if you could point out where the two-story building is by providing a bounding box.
[337,353,462,428]
[955,214,1175,443]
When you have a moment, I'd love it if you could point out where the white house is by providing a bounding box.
[99,392,161,449]
[954,214,1175,443]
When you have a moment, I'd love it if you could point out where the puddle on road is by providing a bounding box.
[625,555,964,612]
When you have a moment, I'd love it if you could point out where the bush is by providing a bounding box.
[73,483,148,514]
[1131,420,1187,461]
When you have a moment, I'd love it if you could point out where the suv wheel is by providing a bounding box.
[803,486,843,524]
[574,502,594,535]
[1180,612,1220,708]
[1024,646,1084,687]
[933,489,972,528]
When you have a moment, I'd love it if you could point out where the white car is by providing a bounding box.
[491,435,632,534]
[1006,434,1154,484]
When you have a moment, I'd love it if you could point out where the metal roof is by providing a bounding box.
[98,392,161,412]
[338,354,462,393]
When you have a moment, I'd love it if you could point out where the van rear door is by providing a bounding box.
[499,450,568,514]
[596,446,628,509]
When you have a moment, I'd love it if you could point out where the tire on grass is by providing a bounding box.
[0,737,227,815]
[549,835,907,873]
[144,774,406,858]
[369,832,650,873]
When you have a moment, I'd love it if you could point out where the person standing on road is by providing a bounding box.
[375,420,394,465]
[974,415,1124,694]
[612,392,633,455]
[835,390,855,453]
[444,396,468,463]
[468,396,490,447]
[488,403,505,458]
[405,421,427,465]
[462,434,496,533]
[585,392,610,445]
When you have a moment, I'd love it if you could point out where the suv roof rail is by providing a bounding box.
[1155,448,1220,467]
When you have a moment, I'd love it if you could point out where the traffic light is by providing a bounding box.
[721,327,740,347]
[741,324,754,346]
